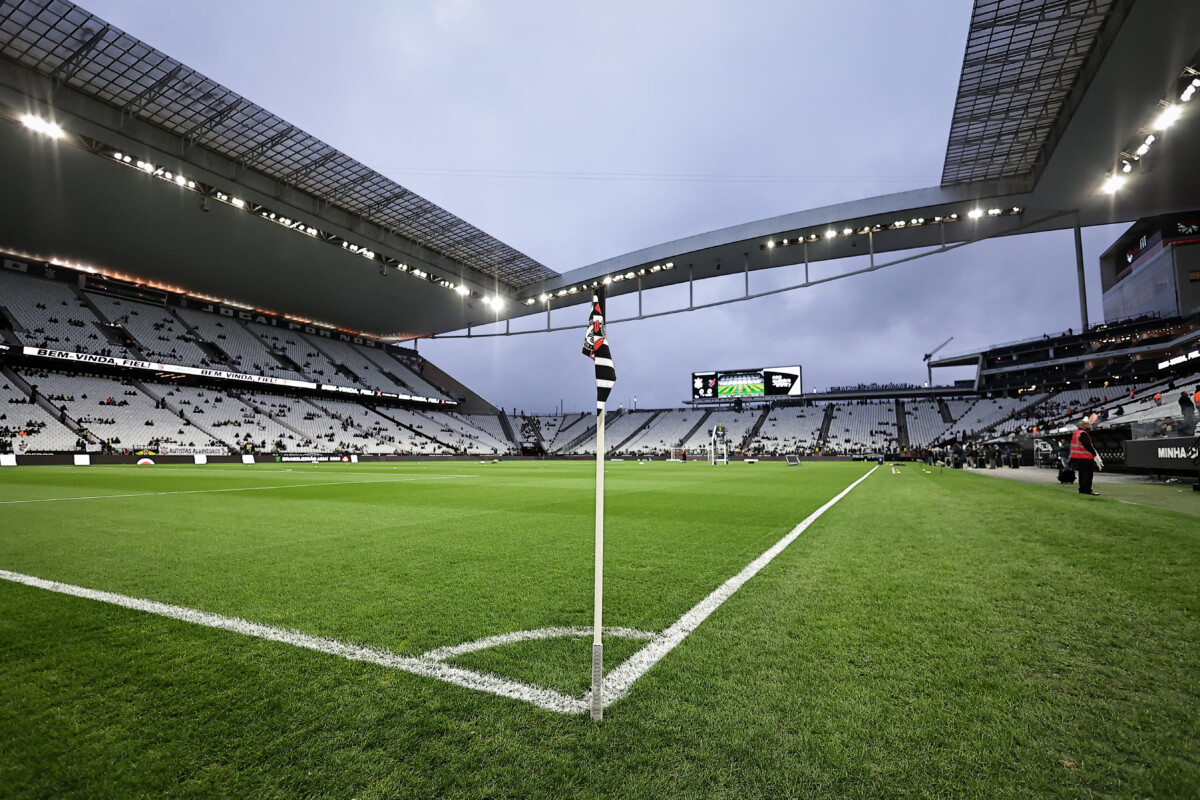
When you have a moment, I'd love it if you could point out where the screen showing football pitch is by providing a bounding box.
[691,366,802,400]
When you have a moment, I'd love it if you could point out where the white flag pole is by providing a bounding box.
[590,404,606,721]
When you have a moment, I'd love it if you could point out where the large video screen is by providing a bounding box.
[692,366,802,400]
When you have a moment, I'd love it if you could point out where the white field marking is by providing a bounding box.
[0,475,474,505]
[422,626,655,662]
[598,465,879,707]
[0,569,587,715]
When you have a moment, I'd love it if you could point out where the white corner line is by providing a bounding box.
[0,568,585,715]
[600,464,879,707]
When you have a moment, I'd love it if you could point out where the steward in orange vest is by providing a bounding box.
[1069,420,1102,496]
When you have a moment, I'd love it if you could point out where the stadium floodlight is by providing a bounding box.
[112,151,122,160]
[987,208,1001,216]
[1152,104,1181,130]
[1121,159,1133,173]
[174,175,186,186]
[1102,174,1125,194]
[766,239,775,248]
[842,227,852,235]
[523,298,536,305]
[824,230,836,239]
[967,208,984,219]
[454,284,470,296]
[21,114,64,138]
[539,293,550,301]
[231,197,245,208]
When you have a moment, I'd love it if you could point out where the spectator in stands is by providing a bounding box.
[1181,392,1195,423]
[1069,419,1102,496]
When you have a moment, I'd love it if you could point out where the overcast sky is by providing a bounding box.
[83,0,1126,413]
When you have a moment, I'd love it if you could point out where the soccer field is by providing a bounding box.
[1,460,1197,798]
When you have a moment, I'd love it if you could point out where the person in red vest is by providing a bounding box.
[1070,419,1103,496]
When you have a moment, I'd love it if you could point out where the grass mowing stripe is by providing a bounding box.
[601,464,879,705]
[0,475,474,504]
[0,568,587,715]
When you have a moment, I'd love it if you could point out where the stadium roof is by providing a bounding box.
[0,0,557,290]
[0,0,1197,338]
[941,0,1124,185]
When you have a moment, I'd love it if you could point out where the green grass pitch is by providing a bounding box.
[1,460,1197,798]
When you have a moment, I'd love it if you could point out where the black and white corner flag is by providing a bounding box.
[582,286,615,410]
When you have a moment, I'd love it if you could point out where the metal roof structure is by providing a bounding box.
[942,0,1126,185]
[0,0,556,290]
[0,0,1196,339]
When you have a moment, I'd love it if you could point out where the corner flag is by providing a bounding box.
[582,285,614,720]
[582,286,615,408]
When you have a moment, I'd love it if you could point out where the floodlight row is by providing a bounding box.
[15,113,509,312]
[522,262,678,305]
[758,206,1023,252]
[1102,67,1198,194]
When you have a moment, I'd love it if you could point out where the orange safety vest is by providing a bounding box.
[1069,429,1095,461]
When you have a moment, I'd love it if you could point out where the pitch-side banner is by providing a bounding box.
[20,346,451,405]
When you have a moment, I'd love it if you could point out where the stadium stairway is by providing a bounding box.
[72,288,147,358]
[1,365,98,445]
[133,379,230,448]
[548,413,589,449]
[368,405,454,452]
[497,411,519,450]
[167,307,233,368]
[613,410,661,452]
[739,406,772,452]
[559,408,623,453]
[817,404,836,449]
[896,399,909,447]
[937,398,954,424]
[234,394,313,444]
[679,409,712,449]
[235,319,306,377]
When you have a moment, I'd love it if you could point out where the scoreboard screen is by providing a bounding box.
[692,366,802,400]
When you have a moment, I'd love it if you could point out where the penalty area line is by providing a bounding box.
[0,568,586,715]
[599,465,879,707]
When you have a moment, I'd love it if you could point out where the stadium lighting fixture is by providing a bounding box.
[138,160,154,173]
[664,262,674,269]
[454,284,470,296]
[174,174,186,186]
[539,293,550,301]
[231,197,245,208]
[967,208,984,219]
[987,208,1001,216]
[112,151,122,159]
[523,298,536,305]
[1102,174,1125,194]
[1121,159,1133,173]
[933,216,942,222]
[492,297,505,310]
[602,275,613,284]
[21,114,64,138]
[824,230,836,239]
[842,227,852,235]
[1152,104,1182,130]
[893,220,906,228]
[624,271,636,279]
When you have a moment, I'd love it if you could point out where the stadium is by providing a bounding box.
[1,0,1198,797]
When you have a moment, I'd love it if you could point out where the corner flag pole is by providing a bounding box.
[582,285,614,722]
[591,403,605,721]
